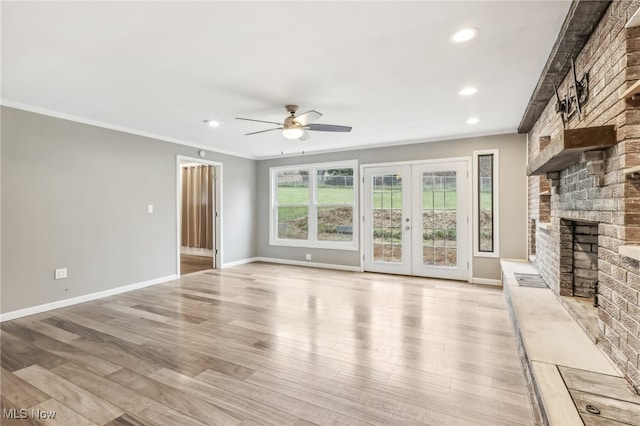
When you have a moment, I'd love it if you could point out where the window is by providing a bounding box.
[270,161,358,249]
[473,150,499,257]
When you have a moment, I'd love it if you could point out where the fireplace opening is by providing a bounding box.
[558,219,600,342]
[560,219,599,299]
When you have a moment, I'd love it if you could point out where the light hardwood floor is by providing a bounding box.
[181,254,214,275]
[1,263,534,425]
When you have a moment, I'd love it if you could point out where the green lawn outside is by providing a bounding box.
[277,186,492,211]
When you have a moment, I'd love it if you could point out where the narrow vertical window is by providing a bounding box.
[473,150,499,257]
[478,154,494,252]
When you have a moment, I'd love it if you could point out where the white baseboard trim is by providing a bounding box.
[472,277,503,287]
[221,257,261,269]
[253,257,363,272]
[0,274,178,322]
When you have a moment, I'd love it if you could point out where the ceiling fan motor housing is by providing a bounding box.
[284,115,301,129]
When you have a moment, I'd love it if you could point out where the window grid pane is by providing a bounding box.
[478,154,494,252]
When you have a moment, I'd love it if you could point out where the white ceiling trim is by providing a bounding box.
[0,100,257,160]
[255,127,517,160]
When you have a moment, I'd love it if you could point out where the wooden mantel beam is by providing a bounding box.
[526,125,616,176]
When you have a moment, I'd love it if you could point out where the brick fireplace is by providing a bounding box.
[527,1,640,393]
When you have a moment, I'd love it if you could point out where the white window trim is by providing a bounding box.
[269,160,359,250]
[473,149,500,258]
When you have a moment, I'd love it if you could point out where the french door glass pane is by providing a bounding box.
[372,174,403,263]
[422,171,457,267]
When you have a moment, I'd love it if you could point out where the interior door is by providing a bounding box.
[363,160,469,281]
[363,165,412,275]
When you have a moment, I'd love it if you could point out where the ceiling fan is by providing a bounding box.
[236,105,352,141]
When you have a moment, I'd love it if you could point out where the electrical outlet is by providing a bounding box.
[54,268,67,280]
[148,204,154,213]
[305,254,311,260]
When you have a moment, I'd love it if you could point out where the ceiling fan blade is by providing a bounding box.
[245,127,282,136]
[307,123,352,132]
[299,130,311,141]
[236,117,284,125]
[295,110,322,125]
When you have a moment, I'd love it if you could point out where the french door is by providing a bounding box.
[363,160,469,280]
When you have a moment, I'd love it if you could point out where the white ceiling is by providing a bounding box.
[2,1,572,159]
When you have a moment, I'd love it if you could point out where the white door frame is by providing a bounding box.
[176,155,223,276]
[360,157,472,282]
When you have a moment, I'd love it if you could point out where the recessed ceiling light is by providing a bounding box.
[450,28,479,43]
[466,117,480,125]
[204,120,222,127]
[458,86,478,96]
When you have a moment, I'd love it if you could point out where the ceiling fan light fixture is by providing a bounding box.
[204,119,222,127]
[449,28,479,43]
[282,127,304,139]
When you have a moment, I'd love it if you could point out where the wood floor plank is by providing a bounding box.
[50,363,206,426]
[53,311,151,345]
[14,364,123,424]
[107,368,243,425]
[28,398,98,426]
[129,304,208,324]
[298,368,528,426]
[559,365,640,404]
[150,368,299,426]
[247,370,419,425]
[570,389,640,425]
[17,317,83,343]
[1,321,121,376]
[1,395,41,426]
[180,254,213,275]
[0,330,65,372]
[193,369,262,399]
[0,263,534,426]
[1,367,50,407]
[105,413,154,426]
[101,303,173,323]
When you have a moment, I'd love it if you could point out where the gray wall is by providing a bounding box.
[1,107,257,313]
[257,133,528,280]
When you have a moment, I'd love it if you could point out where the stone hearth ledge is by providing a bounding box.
[501,259,622,426]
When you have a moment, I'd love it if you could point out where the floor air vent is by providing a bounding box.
[514,273,548,288]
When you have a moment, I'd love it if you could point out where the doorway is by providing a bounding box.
[362,159,470,280]
[176,156,222,276]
